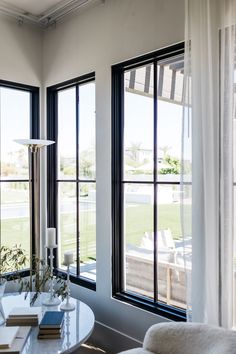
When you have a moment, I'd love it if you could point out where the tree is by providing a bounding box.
[159,145,171,158]
[127,142,142,164]
[80,149,94,178]
[159,155,180,175]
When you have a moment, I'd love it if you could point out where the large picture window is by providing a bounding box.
[0,80,39,270]
[47,73,96,289]
[112,43,187,320]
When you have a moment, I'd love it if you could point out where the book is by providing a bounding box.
[6,317,39,327]
[7,317,39,322]
[39,311,64,329]
[0,327,31,353]
[38,328,62,335]
[8,307,41,318]
[37,333,62,340]
[6,307,42,327]
[0,327,19,349]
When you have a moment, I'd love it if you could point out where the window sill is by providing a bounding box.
[56,269,96,291]
[113,292,186,322]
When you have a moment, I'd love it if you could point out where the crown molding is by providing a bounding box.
[0,0,105,28]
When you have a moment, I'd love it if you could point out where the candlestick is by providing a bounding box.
[60,263,75,311]
[42,244,61,306]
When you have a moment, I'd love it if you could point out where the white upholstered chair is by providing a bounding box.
[119,322,236,354]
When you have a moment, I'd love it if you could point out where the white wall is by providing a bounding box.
[43,0,185,351]
[0,0,185,352]
[0,16,42,86]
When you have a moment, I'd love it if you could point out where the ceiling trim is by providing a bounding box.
[0,0,104,28]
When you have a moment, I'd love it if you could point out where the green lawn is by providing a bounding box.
[60,211,96,263]
[125,204,183,247]
[1,217,30,267]
[1,203,189,264]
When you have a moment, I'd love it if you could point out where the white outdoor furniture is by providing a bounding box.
[126,229,191,307]
[119,322,236,354]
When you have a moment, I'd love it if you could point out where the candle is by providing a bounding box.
[46,228,56,248]
[64,251,74,266]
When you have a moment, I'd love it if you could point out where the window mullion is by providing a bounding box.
[76,85,80,277]
[153,60,158,303]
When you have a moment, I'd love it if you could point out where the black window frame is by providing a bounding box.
[112,43,186,321]
[47,72,96,291]
[0,79,40,277]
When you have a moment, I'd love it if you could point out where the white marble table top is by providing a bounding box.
[1,292,95,354]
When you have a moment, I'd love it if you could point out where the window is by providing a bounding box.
[112,43,186,320]
[47,73,96,289]
[0,80,39,270]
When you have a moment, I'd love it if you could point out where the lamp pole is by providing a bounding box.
[14,139,55,289]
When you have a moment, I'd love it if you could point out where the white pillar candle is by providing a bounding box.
[64,251,74,266]
[46,228,56,248]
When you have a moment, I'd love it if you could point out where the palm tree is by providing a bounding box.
[128,142,142,163]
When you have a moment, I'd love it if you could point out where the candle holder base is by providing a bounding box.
[42,296,61,306]
[60,302,75,312]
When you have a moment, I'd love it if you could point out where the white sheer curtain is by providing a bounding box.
[182,0,236,328]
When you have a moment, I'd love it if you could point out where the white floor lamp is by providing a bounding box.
[14,139,55,289]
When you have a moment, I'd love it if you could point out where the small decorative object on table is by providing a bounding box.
[42,228,61,306]
[60,252,75,311]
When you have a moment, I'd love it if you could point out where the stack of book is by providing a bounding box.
[38,311,64,340]
[6,307,42,327]
[0,326,31,354]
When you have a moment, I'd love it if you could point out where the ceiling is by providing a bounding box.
[0,0,65,16]
[0,0,103,27]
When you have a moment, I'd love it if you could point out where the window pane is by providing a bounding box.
[0,88,30,180]
[58,87,76,180]
[124,183,154,298]
[156,184,190,309]
[124,65,154,182]
[1,182,30,267]
[79,183,96,281]
[79,82,96,180]
[58,182,77,275]
[157,58,183,183]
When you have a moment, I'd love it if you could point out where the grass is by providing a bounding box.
[1,217,30,267]
[60,211,96,263]
[125,204,183,246]
[1,203,189,264]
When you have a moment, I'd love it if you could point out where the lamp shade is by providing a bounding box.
[14,139,55,148]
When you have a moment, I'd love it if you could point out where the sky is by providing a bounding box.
[0,87,30,162]
[124,91,182,160]
[0,82,187,165]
